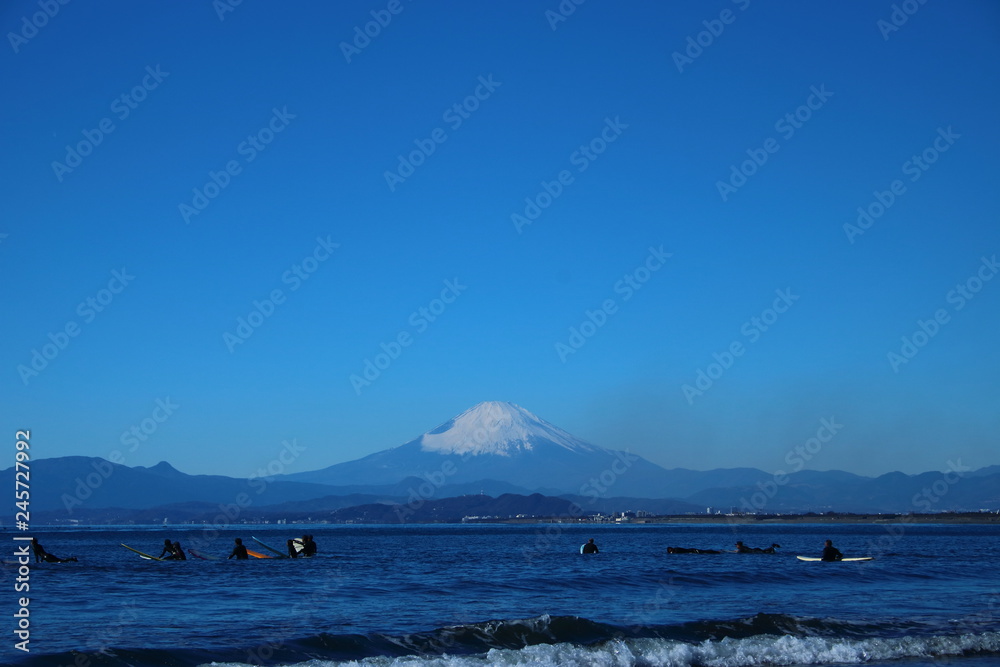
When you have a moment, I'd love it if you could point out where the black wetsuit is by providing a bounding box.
[822,545,843,561]
[229,544,249,560]
[582,542,599,554]
[301,538,317,557]
[736,543,780,554]
[32,541,75,563]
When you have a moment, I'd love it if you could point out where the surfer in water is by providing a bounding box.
[31,538,77,563]
[582,538,599,554]
[159,539,175,559]
[735,541,781,553]
[299,535,317,557]
[821,539,843,561]
[228,538,249,560]
[169,541,186,560]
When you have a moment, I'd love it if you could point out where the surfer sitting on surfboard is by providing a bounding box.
[157,539,187,560]
[298,535,317,557]
[168,541,186,560]
[582,538,599,554]
[821,539,843,561]
[31,538,77,563]
[228,538,249,560]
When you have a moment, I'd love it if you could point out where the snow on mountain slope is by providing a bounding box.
[419,401,606,456]
[279,401,686,496]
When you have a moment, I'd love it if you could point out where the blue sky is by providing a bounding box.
[3,0,998,479]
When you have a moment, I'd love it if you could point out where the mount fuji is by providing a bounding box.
[281,401,682,498]
[11,401,1000,517]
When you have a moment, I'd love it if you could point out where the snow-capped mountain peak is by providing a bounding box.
[419,401,603,457]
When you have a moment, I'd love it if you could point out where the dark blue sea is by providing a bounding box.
[4,522,1000,666]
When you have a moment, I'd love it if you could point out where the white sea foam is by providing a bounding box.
[204,630,1000,667]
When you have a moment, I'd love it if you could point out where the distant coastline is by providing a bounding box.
[466,511,1000,525]
[18,511,1000,528]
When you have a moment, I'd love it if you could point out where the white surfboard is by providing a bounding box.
[797,556,874,562]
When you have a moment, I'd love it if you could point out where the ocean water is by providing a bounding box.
[4,522,1000,666]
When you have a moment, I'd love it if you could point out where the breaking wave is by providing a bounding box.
[15,613,1000,667]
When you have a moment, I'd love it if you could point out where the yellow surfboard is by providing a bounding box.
[121,543,164,561]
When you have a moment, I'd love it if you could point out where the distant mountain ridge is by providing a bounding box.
[281,401,684,497]
[4,402,999,521]
[1,456,346,513]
